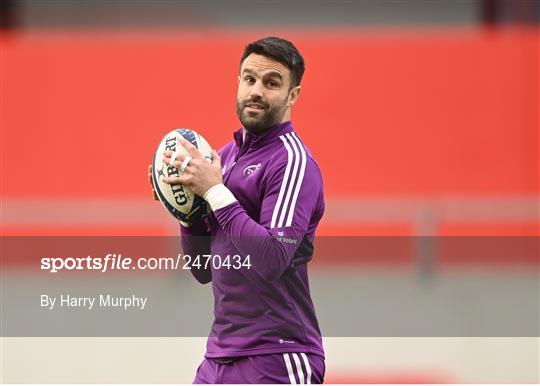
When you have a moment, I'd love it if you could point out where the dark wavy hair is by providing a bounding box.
[240,36,305,88]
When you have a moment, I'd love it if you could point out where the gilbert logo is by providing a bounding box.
[243,163,262,176]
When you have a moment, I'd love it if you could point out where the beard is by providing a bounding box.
[236,95,288,134]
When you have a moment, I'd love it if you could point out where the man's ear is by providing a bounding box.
[288,86,301,107]
[238,75,241,85]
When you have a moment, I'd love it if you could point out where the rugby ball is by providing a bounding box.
[152,128,213,223]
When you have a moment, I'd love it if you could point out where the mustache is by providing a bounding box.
[241,98,269,109]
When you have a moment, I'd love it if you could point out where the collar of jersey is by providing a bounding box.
[233,121,294,151]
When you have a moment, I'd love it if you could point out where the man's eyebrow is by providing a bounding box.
[241,68,259,77]
[241,68,284,80]
[265,71,283,80]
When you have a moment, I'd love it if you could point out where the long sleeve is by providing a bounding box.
[213,154,324,281]
[180,220,212,284]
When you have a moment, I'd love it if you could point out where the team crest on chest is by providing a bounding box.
[243,163,262,176]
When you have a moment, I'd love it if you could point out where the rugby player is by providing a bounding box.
[152,36,325,384]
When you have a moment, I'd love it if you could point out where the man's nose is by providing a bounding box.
[249,80,264,98]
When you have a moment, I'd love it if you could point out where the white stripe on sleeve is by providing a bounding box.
[277,133,301,228]
[271,136,295,228]
[285,133,307,227]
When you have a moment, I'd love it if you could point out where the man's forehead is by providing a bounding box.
[240,54,289,78]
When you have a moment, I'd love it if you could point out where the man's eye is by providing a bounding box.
[266,81,278,88]
[245,77,255,84]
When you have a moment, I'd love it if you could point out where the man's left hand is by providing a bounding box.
[162,138,223,197]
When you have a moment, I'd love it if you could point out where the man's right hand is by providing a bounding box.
[148,165,159,201]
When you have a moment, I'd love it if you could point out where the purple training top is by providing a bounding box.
[181,121,325,359]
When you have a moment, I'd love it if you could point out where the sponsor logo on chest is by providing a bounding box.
[243,163,262,176]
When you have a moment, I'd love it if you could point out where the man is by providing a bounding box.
[151,37,325,384]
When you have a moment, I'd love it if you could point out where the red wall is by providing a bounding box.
[2,27,538,200]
